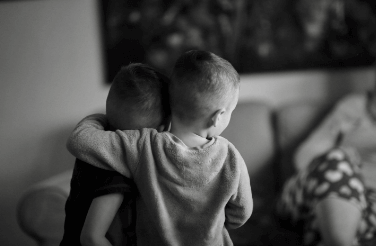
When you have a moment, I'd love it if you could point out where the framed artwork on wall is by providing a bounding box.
[100,0,376,82]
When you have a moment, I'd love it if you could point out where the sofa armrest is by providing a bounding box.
[17,169,73,246]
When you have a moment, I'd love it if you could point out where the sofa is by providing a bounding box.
[17,99,332,246]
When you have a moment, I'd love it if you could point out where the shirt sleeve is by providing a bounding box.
[294,94,364,170]
[93,170,136,200]
[66,114,146,178]
[225,147,253,230]
[72,159,136,199]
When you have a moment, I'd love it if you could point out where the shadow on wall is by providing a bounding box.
[28,125,77,186]
[41,126,77,176]
[34,107,106,182]
[21,108,106,193]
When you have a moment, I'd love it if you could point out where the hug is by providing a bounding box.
[18,52,376,246]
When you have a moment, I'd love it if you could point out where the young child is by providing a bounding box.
[60,63,170,246]
[67,50,253,246]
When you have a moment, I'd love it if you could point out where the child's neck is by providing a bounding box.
[169,120,210,148]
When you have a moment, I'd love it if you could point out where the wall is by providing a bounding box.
[239,67,375,106]
[0,1,375,246]
[0,1,108,245]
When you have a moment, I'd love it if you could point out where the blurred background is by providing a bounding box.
[0,1,375,246]
[101,0,376,81]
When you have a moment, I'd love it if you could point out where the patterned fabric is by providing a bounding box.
[277,148,376,246]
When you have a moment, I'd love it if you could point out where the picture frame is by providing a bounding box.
[100,0,376,82]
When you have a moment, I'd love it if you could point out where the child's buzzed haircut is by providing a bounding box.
[106,63,170,129]
[66,51,253,246]
[170,50,240,123]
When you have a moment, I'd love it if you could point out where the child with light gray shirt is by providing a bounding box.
[67,50,253,246]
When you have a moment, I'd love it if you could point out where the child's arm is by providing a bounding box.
[80,193,124,246]
[66,114,144,178]
[225,156,253,230]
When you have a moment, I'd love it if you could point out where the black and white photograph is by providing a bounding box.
[1,1,376,246]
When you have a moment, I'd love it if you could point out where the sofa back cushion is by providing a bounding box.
[275,101,333,186]
[221,101,277,245]
[222,101,276,198]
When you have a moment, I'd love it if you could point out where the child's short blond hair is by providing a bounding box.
[106,63,170,129]
[170,50,240,123]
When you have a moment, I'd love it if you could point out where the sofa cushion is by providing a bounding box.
[221,101,277,245]
[222,101,276,197]
[17,170,72,246]
[275,101,332,185]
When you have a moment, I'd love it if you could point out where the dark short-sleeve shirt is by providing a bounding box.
[60,159,136,246]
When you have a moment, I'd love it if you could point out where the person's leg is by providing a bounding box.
[305,147,366,246]
[358,189,376,245]
[315,198,361,246]
[277,147,370,246]
[315,188,376,246]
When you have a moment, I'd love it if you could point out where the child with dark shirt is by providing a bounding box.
[60,63,170,246]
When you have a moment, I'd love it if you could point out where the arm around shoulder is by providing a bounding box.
[66,114,139,178]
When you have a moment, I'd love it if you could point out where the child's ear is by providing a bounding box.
[211,109,226,127]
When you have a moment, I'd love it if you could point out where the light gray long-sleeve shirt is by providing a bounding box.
[66,114,253,246]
